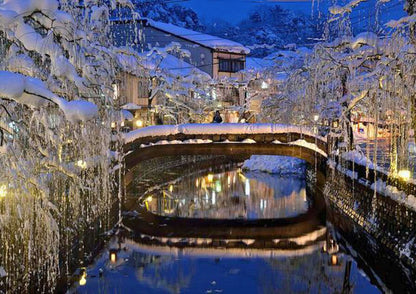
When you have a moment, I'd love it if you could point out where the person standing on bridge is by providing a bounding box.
[212,110,223,123]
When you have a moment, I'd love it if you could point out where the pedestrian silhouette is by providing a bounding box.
[212,110,223,123]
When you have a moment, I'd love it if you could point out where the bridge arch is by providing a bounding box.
[124,123,328,171]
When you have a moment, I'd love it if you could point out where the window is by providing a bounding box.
[219,59,244,73]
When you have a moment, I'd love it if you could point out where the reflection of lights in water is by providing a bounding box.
[260,199,267,211]
[227,174,231,186]
[212,190,216,205]
[245,179,250,196]
[215,180,222,193]
[79,269,87,286]
[300,188,307,202]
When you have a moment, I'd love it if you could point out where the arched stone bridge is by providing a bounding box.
[123,123,328,171]
[122,123,329,250]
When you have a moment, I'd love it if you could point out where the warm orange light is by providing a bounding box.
[398,170,411,181]
[110,252,117,263]
[331,254,338,266]
[207,174,214,182]
[136,120,144,128]
[79,269,87,286]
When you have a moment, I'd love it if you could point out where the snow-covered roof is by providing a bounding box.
[111,17,250,54]
[121,103,142,110]
[147,20,250,54]
[140,52,211,79]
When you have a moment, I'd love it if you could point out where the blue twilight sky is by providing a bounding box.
[180,0,406,26]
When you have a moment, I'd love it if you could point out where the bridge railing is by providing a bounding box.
[123,123,328,155]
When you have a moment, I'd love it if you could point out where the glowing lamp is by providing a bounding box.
[111,122,116,129]
[261,81,269,89]
[109,249,117,263]
[79,269,87,286]
[76,160,87,169]
[313,114,319,122]
[330,254,338,266]
[0,184,6,198]
[207,174,214,182]
[120,121,125,127]
[169,184,174,192]
[136,120,143,128]
[145,196,153,203]
[332,120,339,128]
[398,170,411,181]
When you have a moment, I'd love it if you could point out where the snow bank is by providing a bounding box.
[341,150,383,172]
[124,125,179,142]
[371,179,416,211]
[242,155,306,176]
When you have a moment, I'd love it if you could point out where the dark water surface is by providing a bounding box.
[72,155,385,293]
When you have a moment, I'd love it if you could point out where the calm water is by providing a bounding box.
[73,236,380,294]
[72,156,382,293]
[144,168,310,219]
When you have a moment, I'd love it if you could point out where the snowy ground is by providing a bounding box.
[242,155,306,177]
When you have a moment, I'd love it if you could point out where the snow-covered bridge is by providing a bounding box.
[123,123,328,171]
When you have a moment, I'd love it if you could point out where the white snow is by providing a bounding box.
[147,19,250,54]
[121,103,142,110]
[125,123,326,144]
[288,139,327,157]
[0,266,6,278]
[341,150,383,172]
[371,179,416,211]
[242,155,306,176]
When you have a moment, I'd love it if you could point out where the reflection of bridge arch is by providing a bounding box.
[123,229,326,257]
[123,124,328,249]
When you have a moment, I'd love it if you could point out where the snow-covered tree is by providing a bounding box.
[0,0,137,292]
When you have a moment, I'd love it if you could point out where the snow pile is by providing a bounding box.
[399,238,415,261]
[341,150,383,172]
[125,123,325,143]
[371,179,416,210]
[125,125,179,142]
[242,155,306,176]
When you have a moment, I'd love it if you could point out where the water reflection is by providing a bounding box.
[144,167,310,219]
[72,234,380,294]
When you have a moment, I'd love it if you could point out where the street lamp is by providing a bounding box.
[136,120,144,128]
[109,249,117,264]
[398,170,411,182]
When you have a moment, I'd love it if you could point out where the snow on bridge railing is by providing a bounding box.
[124,123,327,144]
